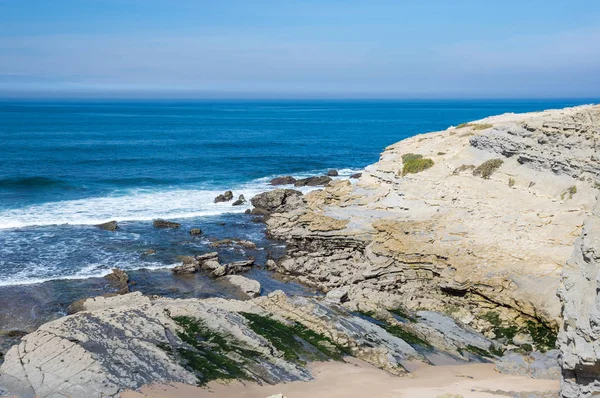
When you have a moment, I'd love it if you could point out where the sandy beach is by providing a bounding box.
[123,358,558,398]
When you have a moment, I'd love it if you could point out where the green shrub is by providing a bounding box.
[456,123,493,130]
[401,153,423,163]
[473,159,504,179]
[401,153,434,176]
[452,164,475,175]
[561,185,577,200]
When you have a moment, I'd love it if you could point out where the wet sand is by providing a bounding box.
[123,358,559,398]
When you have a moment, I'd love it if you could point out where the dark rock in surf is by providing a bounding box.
[214,190,234,203]
[294,176,332,187]
[270,176,297,186]
[104,268,130,294]
[327,169,339,176]
[350,173,362,179]
[153,219,181,229]
[232,194,246,206]
[96,220,118,231]
[189,228,202,235]
[250,189,303,216]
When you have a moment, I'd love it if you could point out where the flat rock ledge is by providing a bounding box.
[0,291,502,398]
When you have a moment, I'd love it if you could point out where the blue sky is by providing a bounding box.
[1,0,599,98]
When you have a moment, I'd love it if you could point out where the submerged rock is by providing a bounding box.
[270,176,296,186]
[222,275,261,298]
[153,219,181,229]
[214,190,234,203]
[210,238,256,249]
[189,228,202,235]
[96,220,118,231]
[294,176,332,187]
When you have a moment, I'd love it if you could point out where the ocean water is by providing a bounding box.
[0,98,596,288]
[0,98,597,333]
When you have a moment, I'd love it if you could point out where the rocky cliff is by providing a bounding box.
[558,196,600,397]
[265,105,600,344]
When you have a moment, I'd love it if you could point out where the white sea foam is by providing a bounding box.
[0,261,179,287]
[0,169,363,229]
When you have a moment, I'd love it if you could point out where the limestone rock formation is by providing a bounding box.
[223,275,262,298]
[558,196,600,397]
[0,291,498,398]
[495,350,560,380]
[263,105,600,341]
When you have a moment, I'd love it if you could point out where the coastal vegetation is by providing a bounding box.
[401,153,434,176]
[240,312,349,363]
[356,310,431,348]
[561,185,577,200]
[473,159,504,179]
[168,316,259,385]
[452,164,475,175]
[456,122,493,130]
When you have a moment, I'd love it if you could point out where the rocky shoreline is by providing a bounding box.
[1,104,599,397]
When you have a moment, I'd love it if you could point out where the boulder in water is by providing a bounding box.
[153,219,181,229]
[232,194,247,206]
[189,228,202,235]
[172,256,199,274]
[96,220,118,231]
[211,258,255,278]
[294,176,332,187]
[250,189,303,216]
[270,176,296,186]
[327,169,339,176]
[214,190,234,203]
[104,268,130,294]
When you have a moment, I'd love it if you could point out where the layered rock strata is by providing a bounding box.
[263,105,600,342]
[0,291,497,397]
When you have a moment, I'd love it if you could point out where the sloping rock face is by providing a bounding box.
[558,197,600,397]
[0,291,498,398]
[263,105,600,341]
[0,292,500,398]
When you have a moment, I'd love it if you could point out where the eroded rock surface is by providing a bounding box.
[558,196,600,397]
[262,105,600,343]
[0,291,498,398]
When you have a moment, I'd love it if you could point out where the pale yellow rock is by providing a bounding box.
[266,104,600,330]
